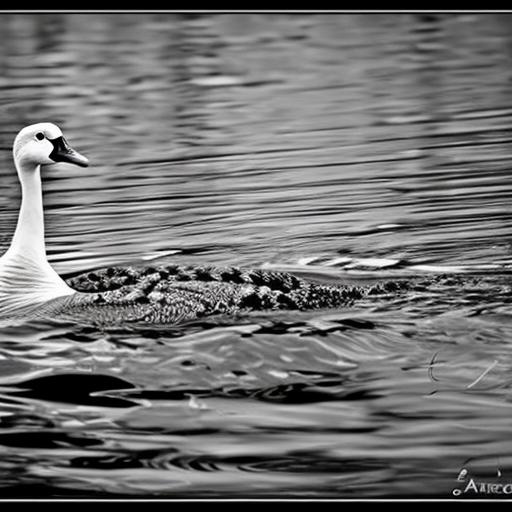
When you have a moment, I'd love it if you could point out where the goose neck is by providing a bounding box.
[0,159,75,311]
[10,161,46,261]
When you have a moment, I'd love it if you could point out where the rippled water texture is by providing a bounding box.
[1,13,512,499]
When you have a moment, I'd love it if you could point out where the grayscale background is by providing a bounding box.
[0,13,511,499]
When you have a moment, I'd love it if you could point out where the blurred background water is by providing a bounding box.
[0,12,512,499]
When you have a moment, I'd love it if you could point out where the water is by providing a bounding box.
[0,13,512,499]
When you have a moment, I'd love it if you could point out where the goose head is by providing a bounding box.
[13,122,89,171]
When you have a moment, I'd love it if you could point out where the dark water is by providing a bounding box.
[1,13,512,499]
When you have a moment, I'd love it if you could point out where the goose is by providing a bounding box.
[0,123,398,326]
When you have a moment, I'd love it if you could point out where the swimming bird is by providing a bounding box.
[0,123,399,326]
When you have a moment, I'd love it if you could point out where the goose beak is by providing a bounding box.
[49,136,89,167]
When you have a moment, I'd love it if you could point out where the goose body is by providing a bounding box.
[0,123,380,326]
[59,264,371,325]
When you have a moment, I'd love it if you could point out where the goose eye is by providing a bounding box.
[35,132,45,141]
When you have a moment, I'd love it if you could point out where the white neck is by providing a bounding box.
[11,162,46,258]
[0,160,75,318]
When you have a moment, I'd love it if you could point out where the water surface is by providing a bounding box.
[0,13,512,498]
